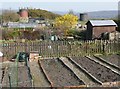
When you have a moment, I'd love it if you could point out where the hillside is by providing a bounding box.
[53,10,118,19]
[28,9,60,19]
[87,10,118,19]
[0,9,61,22]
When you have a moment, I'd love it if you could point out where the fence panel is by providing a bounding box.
[1,40,120,59]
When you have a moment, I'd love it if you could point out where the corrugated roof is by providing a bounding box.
[89,20,117,27]
[7,22,38,28]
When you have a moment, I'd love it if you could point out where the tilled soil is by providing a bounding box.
[71,57,120,83]
[100,54,120,68]
[40,58,85,87]
[2,66,32,87]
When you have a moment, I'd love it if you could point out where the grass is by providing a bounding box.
[0,40,16,43]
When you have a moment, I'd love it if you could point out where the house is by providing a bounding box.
[86,20,118,40]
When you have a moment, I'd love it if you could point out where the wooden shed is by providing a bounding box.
[86,20,118,40]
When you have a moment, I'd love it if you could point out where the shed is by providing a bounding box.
[86,20,118,40]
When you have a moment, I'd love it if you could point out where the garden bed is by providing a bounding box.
[40,58,85,87]
[2,66,32,87]
[71,57,120,83]
[99,54,120,68]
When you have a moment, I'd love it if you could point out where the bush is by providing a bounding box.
[67,30,86,40]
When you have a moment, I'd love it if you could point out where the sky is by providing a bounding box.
[0,1,119,12]
[0,0,119,2]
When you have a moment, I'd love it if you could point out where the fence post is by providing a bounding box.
[102,40,105,54]
[31,79,34,87]
[8,73,11,89]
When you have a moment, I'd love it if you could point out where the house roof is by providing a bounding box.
[88,20,118,27]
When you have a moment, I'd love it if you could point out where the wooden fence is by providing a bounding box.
[1,40,120,59]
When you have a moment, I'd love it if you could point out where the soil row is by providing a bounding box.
[71,56,120,83]
[99,54,120,68]
[40,58,85,87]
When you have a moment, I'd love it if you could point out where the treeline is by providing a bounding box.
[28,9,60,19]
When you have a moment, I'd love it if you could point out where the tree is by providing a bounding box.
[68,9,74,15]
[54,14,78,36]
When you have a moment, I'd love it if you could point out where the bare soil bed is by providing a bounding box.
[2,66,32,87]
[71,57,120,83]
[40,58,85,87]
[99,54,120,68]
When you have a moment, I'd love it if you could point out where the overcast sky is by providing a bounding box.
[0,0,119,12]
